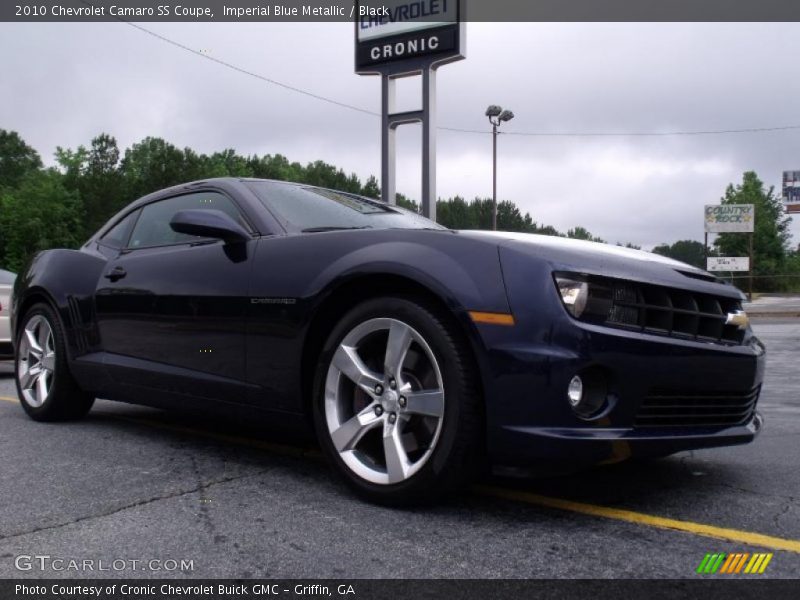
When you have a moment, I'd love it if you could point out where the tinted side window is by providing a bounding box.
[99,210,139,249]
[128,192,245,249]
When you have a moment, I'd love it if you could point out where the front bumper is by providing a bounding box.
[482,324,765,466]
[477,248,766,467]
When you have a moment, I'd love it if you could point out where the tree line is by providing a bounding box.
[0,129,609,272]
[1,130,797,290]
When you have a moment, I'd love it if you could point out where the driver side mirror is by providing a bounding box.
[170,209,250,244]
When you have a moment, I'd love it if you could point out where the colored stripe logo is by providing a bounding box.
[696,552,773,574]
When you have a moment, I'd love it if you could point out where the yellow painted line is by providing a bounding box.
[4,391,800,554]
[468,311,516,326]
[474,485,800,554]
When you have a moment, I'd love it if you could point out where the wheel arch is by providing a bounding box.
[13,287,61,344]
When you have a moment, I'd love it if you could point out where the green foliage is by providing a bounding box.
[0,129,43,190]
[434,196,605,240]
[0,170,84,272]
[362,175,380,199]
[567,227,605,243]
[652,240,708,268]
[396,193,420,213]
[0,129,617,271]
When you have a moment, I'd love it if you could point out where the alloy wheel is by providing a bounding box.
[17,315,56,408]
[324,318,446,485]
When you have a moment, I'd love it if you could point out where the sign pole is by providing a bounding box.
[355,0,465,221]
[749,232,754,301]
[381,74,396,205]
[421,67,436,221]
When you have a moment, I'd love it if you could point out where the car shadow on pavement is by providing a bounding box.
[69,401,733,513]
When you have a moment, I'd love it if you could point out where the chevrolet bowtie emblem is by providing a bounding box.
[726,310,750,330]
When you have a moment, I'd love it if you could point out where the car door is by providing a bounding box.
[94,190,256,404]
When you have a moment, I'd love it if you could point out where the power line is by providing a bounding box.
[442,124,800,137]
[108,14,800,139]
[122,20,380,117]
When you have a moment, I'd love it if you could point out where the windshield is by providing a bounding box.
[0,269,15,284]
[245,181,446,233]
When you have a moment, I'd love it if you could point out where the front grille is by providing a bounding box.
[582,279,745,345]
[635,386,760,428]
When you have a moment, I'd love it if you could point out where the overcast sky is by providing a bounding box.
[2,21,799,248]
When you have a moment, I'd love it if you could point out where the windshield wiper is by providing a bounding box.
[301,226,373,233]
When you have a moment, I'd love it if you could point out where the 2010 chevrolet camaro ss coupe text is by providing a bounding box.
[11,178,766,504]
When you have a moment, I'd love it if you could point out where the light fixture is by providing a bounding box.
[555,277,589,318]
[567,376,584,407]
[485,105,502,117]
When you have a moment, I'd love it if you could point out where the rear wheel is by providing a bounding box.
[15,303,94,421]
[313,296,483,505]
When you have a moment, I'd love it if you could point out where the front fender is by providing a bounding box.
[307,240,510,315]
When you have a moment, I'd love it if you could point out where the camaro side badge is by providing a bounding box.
[726,310,749,330]
[251,298,297,305]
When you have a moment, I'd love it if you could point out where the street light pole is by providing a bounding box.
[485,105,514,231]
[492,121,497,231]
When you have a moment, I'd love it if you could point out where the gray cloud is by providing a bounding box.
[2,21,798,247]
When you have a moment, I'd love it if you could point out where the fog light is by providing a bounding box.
[566,368,609,419]
[567,376,583,407]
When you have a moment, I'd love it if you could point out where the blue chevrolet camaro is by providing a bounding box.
[10,178,765,504]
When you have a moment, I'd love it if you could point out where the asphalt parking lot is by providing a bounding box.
[0,320,797,579]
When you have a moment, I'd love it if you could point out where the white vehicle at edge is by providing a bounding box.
[0,269,15,359]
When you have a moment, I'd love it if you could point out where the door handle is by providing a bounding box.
[104,266,127,282]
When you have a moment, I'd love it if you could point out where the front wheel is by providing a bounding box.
[15,303,95,421]
[312,297,483,505]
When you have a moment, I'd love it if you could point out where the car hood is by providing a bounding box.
[457,230,742,298]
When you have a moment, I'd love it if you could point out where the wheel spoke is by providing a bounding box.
[384,320,412,378]
[42,351,56,372]
[331,404,382,452]
[20,367,37,390]
[24,328,42,354]
[404,389,445,418]
[333,345,382,393]
[383,424,410,484]
[36,371,48,403]
[38,322,51,353]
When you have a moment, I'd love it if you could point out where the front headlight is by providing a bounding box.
[555,276,589,318]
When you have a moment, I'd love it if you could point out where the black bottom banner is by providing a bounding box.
[3,579,799,600]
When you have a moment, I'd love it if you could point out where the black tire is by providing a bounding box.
[15,302,95,422]
[312,296,484,506]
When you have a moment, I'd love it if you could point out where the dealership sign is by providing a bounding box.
[783,170,800,214]
[355,0,464,73]
[704,204,755,233]
[707,257,750,272]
